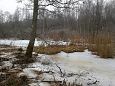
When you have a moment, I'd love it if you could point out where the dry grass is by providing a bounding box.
[37,33,86,55]
[36,33,114,58]
[0,76,28,86]
[0,71,28,86]
[88,34,113,58]
[35,44,85,55]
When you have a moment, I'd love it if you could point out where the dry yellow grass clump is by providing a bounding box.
[35,33,114,58]
[35,44,85,55]
[88,34,113,58]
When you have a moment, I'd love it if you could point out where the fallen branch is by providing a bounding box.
[42,70,54,74]
[55,64,65,77]
[41,80,62,83]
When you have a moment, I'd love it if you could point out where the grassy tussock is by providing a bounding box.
[35,44,85,55]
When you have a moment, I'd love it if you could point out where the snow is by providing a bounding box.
[0,61,13,70]
[23,68,38,78]
[40,56,53,65]
[0,39,68,47]
[21,50,115,86]
[1,39,115,86]
[0,39,42,47]
[29,82,50,86]
[52,50,115,86]
[39,83,50,86]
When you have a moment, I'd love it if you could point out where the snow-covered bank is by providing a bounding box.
[1,39,115,86]
[19,50,115,86]
[53,50,115,86]
[0,39,68,47]
[0,39,41,47]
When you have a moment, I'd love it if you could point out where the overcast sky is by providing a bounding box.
[0,0,111,14]
[0,0,18,14]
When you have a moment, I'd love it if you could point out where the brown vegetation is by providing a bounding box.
[36,33,114,59]
[0,73,28,86]
[35,44,85,55]
[88,34,113,58]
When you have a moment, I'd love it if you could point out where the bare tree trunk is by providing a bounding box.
[25,0,38,58]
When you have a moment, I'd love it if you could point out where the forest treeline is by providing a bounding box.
[0,0,115,40]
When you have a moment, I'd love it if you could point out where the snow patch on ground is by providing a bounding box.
[0,39,68,47]
[53,50,115,86]
[21,50,115,86]
[0,39,41,47]
[1,40,115,86]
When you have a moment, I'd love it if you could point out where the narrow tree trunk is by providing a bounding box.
[25,0,38,58]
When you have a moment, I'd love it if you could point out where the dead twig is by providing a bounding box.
[55,64,65,77]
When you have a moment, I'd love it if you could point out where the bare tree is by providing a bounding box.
[24,0,83,58]
[25,0,38,58]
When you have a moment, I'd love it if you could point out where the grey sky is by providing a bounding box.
[0,0,111,14]
[0,0,18,14]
